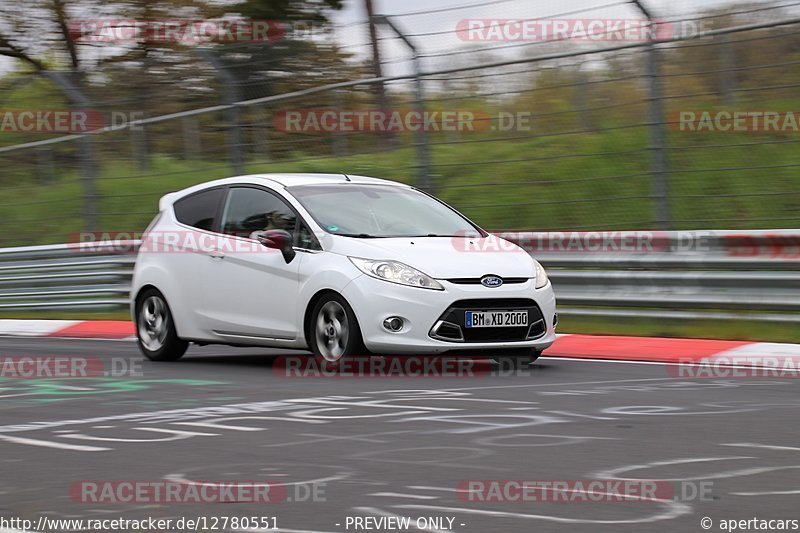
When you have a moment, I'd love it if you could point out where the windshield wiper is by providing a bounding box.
[337,233,381,238]
[406,234,468,238]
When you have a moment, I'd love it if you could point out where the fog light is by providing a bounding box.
[553,313,558,327]
[383,317,404,332]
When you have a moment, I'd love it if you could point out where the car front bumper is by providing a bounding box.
[341,275,557,355]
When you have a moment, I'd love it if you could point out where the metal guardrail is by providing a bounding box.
[1,230,798,322]
[0,242,135,311]
[510,230,800,323]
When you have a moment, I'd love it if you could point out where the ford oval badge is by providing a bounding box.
[480,275,503,288]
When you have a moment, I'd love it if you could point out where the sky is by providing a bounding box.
[326,0,769,75]
[0,0,784,77]
[331,0,756,25]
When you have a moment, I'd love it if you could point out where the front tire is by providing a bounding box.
[135,288,188,361]
[308,293,366,362]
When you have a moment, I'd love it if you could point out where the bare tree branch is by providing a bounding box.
[0,32,46,70]
[51,0,80,69]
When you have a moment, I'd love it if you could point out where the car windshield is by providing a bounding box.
[287,183,485,238]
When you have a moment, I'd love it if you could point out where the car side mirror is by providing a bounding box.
[256,229,296,263]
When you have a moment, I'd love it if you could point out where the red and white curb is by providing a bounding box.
[0,319,135,339]
[0,320,797,365]
[548,333,800,370]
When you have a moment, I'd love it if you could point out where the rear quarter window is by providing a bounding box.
[173,188,224,231]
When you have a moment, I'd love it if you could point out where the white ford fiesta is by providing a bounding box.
[131,173,556,366]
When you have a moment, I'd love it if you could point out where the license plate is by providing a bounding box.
[465,310,528,328]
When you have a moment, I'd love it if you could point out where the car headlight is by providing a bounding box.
[349,257,444,290]
[535,261,549,289]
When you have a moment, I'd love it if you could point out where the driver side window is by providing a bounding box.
[221,187,297,239]
[297,221,321,251]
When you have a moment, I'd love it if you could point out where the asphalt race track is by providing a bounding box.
[1,337,799,533]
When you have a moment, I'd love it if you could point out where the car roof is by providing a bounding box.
[256,173,403,187]
[159,173,410,210]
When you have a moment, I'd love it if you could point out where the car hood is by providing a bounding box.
[324,235,537,279]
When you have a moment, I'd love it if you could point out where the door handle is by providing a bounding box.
[209,249,225,260]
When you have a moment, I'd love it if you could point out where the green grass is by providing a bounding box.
[4,125,800,247]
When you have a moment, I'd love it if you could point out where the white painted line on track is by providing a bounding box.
[723,442,800,452]
[733,489,800,496]
[407,485,471,493]
[0,434,111,451]
[396,376,677,393]
[369,492,439,500]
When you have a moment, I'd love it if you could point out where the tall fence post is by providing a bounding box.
[646,46,670,230]
[573,62,593,132]
[130,126,149,170]
[182,115,201,160]
[374,15,432,193]
[42,70,98,231]
[364,0,395,150]
[130,54,151,171]
[36,145,55,184]
[720,35,737,106]
[332,89,347,158]
[197,49,245,175]
[251,105,271,160]
[632,0,671,230]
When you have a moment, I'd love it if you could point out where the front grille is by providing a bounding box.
[429,298,546,343]
[447,277,530,285]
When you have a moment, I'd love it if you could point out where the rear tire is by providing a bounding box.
[308,293,366,362]
[135,288,188,361]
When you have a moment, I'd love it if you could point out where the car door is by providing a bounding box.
[167,186,226,329]
[202,186,302,340]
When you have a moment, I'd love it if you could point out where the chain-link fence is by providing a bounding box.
[2,1,800,247]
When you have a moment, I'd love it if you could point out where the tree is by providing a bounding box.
[0,0,344,74]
